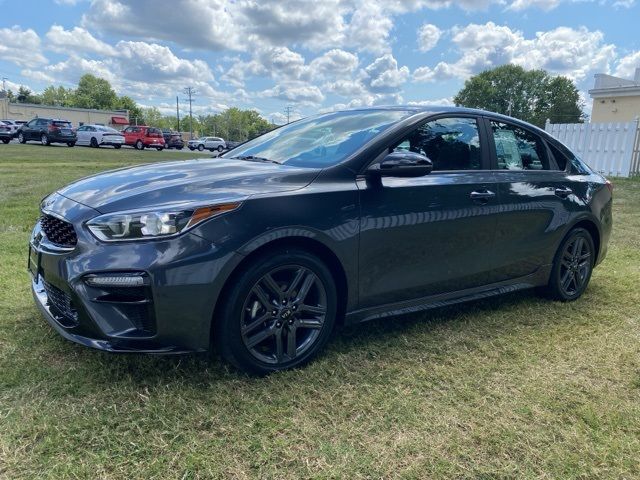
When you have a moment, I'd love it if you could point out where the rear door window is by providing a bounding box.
[490,121,550,170]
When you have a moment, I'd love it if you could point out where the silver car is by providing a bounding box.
[188,136,226,152]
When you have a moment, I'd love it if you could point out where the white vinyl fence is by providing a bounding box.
[545,119,640,177]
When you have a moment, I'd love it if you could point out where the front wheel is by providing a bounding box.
[156,147,163,151]
[67,142,75,147]
[41,134,50,146]
[541,227,595,301]
[2,139,9,144]
[90,137,99,148]
[215,249,337,374]
[18,133,26,144]
[198,144,204,151]
[218,145,224,152]
[114,144,121,149]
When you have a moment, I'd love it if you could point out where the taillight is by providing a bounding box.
[48,124,56,132]
[605,180,613,194]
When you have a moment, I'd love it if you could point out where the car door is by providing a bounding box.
[76,126,88,145]
[23,119,38,140]
[484,117,575,281]
[357,115,501,309]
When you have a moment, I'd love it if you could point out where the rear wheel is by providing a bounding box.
[218,145,224,152]
[2,139,9,144]
[67,142,75,147]
[41,134,50,146]
[542,227,595,301]
[156,147,163,151]
[135,140,144,150]
[215,248,337,374]
[114,144,121,149]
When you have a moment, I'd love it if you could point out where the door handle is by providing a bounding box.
[470,190,496,203]
[554,187,573,198]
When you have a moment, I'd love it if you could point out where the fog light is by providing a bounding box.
[84,273,147,288]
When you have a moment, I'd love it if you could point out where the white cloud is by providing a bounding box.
[414,22,615,83]
[309,49,359,77]
[613,51,640,79]
[260,82,325,105]
[46,25,117,56]
[363,54,410,93]
[417,24,442,52]
[0,26,47,68]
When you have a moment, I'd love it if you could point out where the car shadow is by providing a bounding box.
[43,288,546,388]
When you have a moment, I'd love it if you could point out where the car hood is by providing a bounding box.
[57,158,320,213]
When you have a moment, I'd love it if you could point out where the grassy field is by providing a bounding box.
[0,143,639,479]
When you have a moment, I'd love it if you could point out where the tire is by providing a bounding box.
[215,248,338,375]
[189,146,195,151]
[198,144,204,152]
[177,147,183,150]
[41,133,50,146]
[2,139,9,144]
[67,142,75,147]
[18,132,26,144]
[135,140,144,150]
[156,147,163,151]
[114,144,122,149]
[541,227,595,301]
[218,145,224,152]
[90,137,99,148]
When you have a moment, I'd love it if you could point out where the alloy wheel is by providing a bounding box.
[558,235,592,296]
[241,265,328,365]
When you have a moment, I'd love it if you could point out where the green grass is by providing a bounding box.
[1,143,639,479]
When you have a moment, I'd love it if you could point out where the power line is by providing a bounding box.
[183,86,196,139]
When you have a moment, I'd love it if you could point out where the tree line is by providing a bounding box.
[5,74,275,141]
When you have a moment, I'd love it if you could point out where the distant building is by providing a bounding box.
[0,97,129,129]
[589,68,640,122]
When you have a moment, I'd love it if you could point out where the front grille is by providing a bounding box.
[40,214,77,247]
[42,279,78,327]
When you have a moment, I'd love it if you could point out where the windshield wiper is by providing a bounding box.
[232,155,281,165]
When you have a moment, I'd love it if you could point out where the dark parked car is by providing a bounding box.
[162,130,184,150]
[29,107,612,374]
[18,118,76,146]
[224,140,242,150]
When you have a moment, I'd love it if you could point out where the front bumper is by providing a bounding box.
[29,193,240,353]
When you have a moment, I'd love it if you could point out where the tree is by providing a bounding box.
[72,74,118,110]
[453,65,585,127]
[40,85,73,107]
[16,86,40,104]
[116,96,145,125]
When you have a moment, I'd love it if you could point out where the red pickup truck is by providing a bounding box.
[122,126,165,150]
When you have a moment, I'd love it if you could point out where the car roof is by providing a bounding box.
[334,105,548,136]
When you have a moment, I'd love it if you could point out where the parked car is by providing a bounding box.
[225,140,242,150]
[1,119,23,137]
[17,118,76,146]
[188,136,226,152]
[28,106,612,374]
[162,130,184,150]
[76,125,125,149]
[0,123,13,144]
[121,126,165,150]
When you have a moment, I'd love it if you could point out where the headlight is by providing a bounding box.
[86,202,241,241]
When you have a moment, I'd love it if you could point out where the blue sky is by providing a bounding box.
[1,0,638,123]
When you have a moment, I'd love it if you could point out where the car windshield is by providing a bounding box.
[223,109,412,167]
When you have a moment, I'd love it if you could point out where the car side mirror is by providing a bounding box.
[368,151,433,178]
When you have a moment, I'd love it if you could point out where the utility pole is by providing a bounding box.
[284,105,294,124]
[176,95,180,132]
[183,86,196,139]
